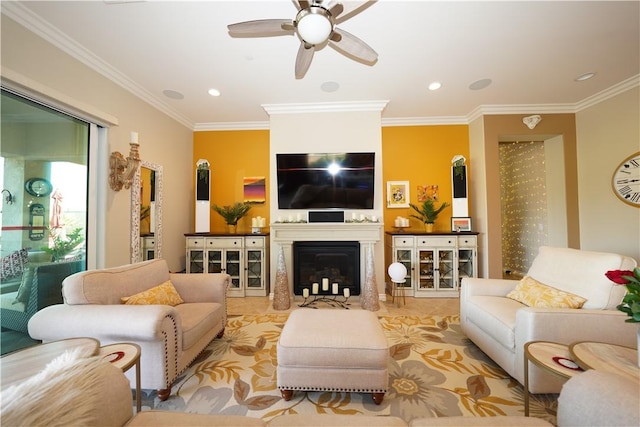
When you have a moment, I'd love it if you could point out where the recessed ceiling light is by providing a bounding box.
[208,88,221,97]
[428,82,442,91]
[320,81,340,93]
[469,78,492,91]
[574,72,596,82]
[163,89,184,100]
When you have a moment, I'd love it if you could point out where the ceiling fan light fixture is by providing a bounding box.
[296,7,333,45]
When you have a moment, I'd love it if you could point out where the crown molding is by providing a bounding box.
[574,74,640,112]
[382,116,468,127]
[194,121,270,131]
[262,100,389,115]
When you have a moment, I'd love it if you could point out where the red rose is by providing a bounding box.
[605,270,635,285]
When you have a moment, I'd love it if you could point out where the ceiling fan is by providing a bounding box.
[227,0,378,79]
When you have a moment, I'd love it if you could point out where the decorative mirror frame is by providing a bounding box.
[130,160,163,263]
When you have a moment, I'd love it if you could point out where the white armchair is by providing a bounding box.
[460,246,638,393]
[28,259,229,400]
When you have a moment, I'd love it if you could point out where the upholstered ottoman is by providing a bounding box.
[277,308,389,404]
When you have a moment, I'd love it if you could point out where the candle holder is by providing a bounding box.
[393,224,409,233]
[298,294,351,309]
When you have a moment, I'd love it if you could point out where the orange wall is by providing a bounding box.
[194,130,270,233]
[194,125,470,233]
[382,125,470,232]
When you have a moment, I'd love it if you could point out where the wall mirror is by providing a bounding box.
[131,160,163,263]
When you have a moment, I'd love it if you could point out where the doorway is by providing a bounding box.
[499,136,568,278]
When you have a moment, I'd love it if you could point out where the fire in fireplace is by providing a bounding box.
[293,241,360,296]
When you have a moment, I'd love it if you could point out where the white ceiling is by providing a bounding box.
[3,1,639,129]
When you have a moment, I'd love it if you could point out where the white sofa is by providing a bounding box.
[28,259,229,399]
[460,246,638,393]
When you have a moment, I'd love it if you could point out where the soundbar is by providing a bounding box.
[308,211,345,223]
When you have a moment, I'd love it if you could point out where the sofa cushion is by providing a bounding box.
[506,276,587,309]
[14,265,35,304]
[122,280,184,306]
[175,302,223,350]
[63,259,171,305]
[1,249,28,281]
[464,295,522,351]
[527,246,633,310]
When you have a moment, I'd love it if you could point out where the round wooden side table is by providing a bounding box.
[523,341,584,416]
[98,343,142,413]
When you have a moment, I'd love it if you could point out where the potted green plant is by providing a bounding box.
[42,227,85,261]
[212,202,252,233]
[409,199,450,232]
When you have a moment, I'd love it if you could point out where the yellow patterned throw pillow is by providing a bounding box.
[121,280,184,306]
[506,276,587,309]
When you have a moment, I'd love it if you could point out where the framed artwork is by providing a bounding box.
[417,184,439,202]
[451,217,472,232]
[243,176,266,203]
[387,181,410,208]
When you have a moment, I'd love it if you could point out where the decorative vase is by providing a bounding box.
[227,224,237,234]
[273,246,291,310]
[360,245,380,311]
[425,223,434,233]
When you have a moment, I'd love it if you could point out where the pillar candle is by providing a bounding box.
[343,288,350,298]
[322,278,329,291]
[371,215,377,222]
[303,288,309,298]
[259,217,266,227]
[130,131,139,144]
[252,217,258,227]
[332,283,339,294]
[352,212,357,220]
[312,283,319,294]
[360,214,365,221]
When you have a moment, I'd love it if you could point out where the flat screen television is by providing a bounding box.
[276,152,375,209]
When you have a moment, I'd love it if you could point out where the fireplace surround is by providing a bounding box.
[269,222,383,299]
[293,241,360,296]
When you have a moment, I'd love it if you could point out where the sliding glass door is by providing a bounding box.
[1,89,89,267]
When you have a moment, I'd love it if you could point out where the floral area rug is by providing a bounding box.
[143,314,557,424]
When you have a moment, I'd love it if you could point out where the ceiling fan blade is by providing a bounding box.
[295,43,315,79]
[329,27,377,64]
[328,2,344,18]
[335,0,376,24]
[227,19,294,37]
[297,0,310,10]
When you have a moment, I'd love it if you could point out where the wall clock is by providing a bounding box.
[611,152,640,207]
[25,177,53,197]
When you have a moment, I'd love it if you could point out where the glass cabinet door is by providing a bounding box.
[458,248,474,286]
[207,249,223,274]
[417,249,435,290]
[225,249,242,291]
[246,249,263,290]
[395,248,414,291]
[437,249,455,290]
[188,249,204,273]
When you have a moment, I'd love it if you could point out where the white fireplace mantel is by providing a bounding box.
[269,222,384,300]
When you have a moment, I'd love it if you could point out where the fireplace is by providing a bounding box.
[293,241,360,296]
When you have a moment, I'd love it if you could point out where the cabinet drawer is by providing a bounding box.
[186,237,205,248]
[144,238,155,248]
[245,238,264,248]
[417,237,455,247]
[393,236,415,247]
[458,236,477,247]
[206,238,243,248]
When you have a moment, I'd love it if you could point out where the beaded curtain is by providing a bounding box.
[499,141,548,277]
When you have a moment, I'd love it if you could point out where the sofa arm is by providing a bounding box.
[557,370,640,427]
[170,273,229,304]
[515,307,638,348]
[461,277,519,298]
[28,304,181,342]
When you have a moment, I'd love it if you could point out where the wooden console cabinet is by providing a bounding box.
[385,231,478,298]
[184,233,269,297]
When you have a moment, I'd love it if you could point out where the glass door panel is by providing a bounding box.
[418,249,435,290]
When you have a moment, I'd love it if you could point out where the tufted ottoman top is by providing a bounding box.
[277,309,388,369]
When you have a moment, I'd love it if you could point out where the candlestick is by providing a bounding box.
[322,278,329,291]
[312,283,319,294]
[332,283,339,294]
[303,288,309,298]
